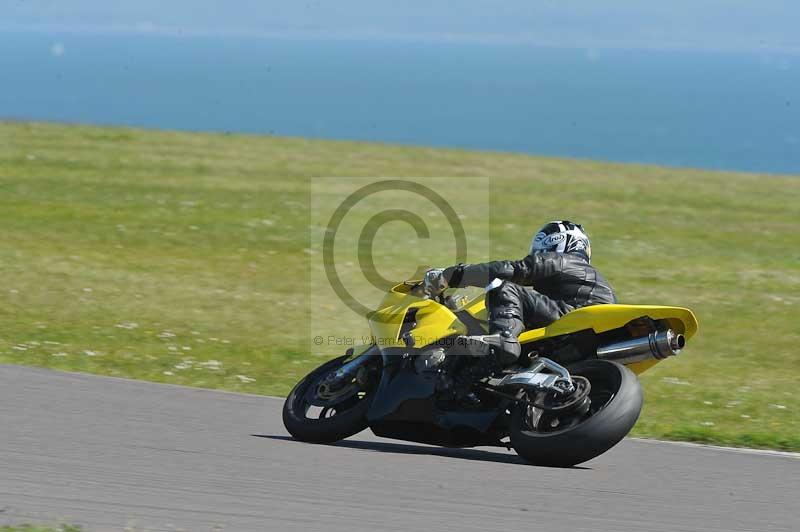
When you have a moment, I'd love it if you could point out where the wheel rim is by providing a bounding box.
[296,360,374,421]
[525,365,620,433]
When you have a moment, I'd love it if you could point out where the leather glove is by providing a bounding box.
[423,268,448,296]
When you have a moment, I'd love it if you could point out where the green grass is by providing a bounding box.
[1,121,798,451]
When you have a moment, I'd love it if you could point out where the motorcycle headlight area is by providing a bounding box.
[414,345,446,373]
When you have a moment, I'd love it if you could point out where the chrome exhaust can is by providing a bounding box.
[596,329,685,364]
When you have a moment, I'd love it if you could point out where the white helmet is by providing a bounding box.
[530,220,592,261]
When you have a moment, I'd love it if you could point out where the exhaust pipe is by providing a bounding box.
[596,329,685,365]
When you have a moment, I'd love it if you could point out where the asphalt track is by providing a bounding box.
[1,365,797,532]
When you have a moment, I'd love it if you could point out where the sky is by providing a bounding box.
[4,0,800,52]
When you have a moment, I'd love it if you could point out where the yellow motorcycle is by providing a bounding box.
[283,280,698,467]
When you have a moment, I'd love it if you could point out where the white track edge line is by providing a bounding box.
[628,437,800,459]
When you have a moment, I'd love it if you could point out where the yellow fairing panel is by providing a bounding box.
[409,302,468,347]
[518,304,699,375]
[459,298,698,344]
[517,304,698,343]
[461,296,489,321]
[369,286,468,348]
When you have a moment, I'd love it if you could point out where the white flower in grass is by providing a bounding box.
[84,350,99,356]
[236,375,256,383]
[116,322,139,330]
[12,345,28,351]
[157,331,176,339]
[199,360,222,370]
[700,421,715,426]
[661,377,691,386]
[52,352,68,357]
[163,371,174,376]
[769,404,787,410]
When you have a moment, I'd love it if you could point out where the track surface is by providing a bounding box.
[1,365,797,532]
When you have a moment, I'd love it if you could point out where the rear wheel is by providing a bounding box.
[510,359,642,467]
[282,354,378,443]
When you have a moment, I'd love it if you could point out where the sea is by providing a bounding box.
[2,29,799,174]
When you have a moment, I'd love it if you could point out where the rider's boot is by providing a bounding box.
[451,331,520,406]
[454,330,521,365]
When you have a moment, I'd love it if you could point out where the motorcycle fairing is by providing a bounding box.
[372,283,698,375]
[366,354,506,447]
[368,298,468,349]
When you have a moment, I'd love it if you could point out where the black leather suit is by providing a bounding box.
[443,251,616,362]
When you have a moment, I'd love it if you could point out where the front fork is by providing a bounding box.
[321,345,380,392]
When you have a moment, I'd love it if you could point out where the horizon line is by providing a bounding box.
[3,22,800,56]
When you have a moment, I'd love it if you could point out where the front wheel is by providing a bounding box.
[510,359,643,467]
[283,354,378,444]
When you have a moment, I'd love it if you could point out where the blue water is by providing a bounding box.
[2,30,799,174]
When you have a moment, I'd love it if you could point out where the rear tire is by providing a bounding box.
[510,359,642,467]
[282,355,376,444]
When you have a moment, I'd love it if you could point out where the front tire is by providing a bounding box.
[283,355,376,444]
[510,359,643,467]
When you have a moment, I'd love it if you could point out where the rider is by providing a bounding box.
[424,220,616,378]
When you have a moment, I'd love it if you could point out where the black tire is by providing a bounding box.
[510,359,643,467]
[282,355,376,444]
